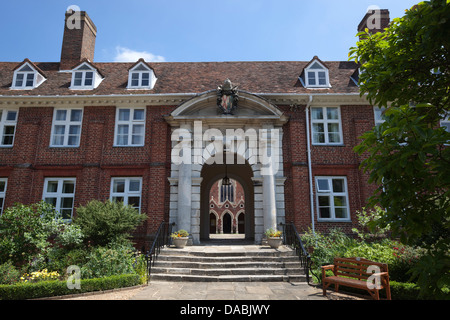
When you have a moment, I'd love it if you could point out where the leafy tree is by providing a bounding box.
[349,0,450,298]
[74,200,147,246]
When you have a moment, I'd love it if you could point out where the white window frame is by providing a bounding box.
[110,177,143,212]
[127,61,157,89]
[311,106,343,145]
[315,176,350,221]
[0,109,18,147]
[11,62,46,90]
[43,178,76,221]
[0,178,7,215]
[50,108,83,147]
[374,106,386,127]
[114,107,146,146]
[304,60,331,88]
[69,62,103,90]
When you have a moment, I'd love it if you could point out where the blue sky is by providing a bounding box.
[0,0,419,63]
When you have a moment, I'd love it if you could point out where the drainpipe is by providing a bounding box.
[305,95,315,236]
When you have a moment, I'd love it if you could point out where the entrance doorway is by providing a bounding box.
[222,213,232,234]
[200,153,254,241]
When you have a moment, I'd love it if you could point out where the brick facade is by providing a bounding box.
[0,9,387,247]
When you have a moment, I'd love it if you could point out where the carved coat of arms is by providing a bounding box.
[217,79,238,114]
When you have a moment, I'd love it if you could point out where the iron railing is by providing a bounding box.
[144,221,175,283]
[281,222,312,284]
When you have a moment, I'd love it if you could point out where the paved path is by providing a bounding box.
[130,281,328,300]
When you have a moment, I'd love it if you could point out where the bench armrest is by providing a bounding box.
[321,265,335,270]
[321,265,335,278]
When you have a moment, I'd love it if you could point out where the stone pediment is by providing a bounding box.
[167,89,286,122]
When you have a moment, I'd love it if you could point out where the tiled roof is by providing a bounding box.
[0,60,359,96]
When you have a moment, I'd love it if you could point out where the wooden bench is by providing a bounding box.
[321,257,391,300]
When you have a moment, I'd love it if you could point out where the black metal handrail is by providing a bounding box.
[145,221,175,283]
[281,222,312,284]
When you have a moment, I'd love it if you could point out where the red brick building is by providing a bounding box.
[0,9,388,246]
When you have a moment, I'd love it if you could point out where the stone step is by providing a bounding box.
[150,274,307,282]
[152,261,302,269]
[155,255,300,263]
[149,245,307,283]
[151,267,304,276]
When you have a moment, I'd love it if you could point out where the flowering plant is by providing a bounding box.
[170,229,189,239]
[20,269,60,283]
[265,228,282,238]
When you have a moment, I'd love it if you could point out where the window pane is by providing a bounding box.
[318,71,326,85]
[15,73,24,86]
[118,109,130,121]
[46,181,58,193]
[112,196,124,203]
[84,72,94,86]
[317,179,330,192]
[319,207,330,218]
[318,195,330,206]
[313,132,325,144]
[326,108,339,120]
[26,73,34,87]
[335,208,347,219]
[311,108,323,120]
[61,197,74,208]
[113,180,125,193]
[131,73,139,80]
[328,133,341,143]
[70,110,82,122]
[128,197,140,208]
[133,109,145,120]
[60,209,73,220]
[52,135,64,146]
[62,181,75,194]
[332,179,345,192]
[45,197,57,207]
[6,111,17,121]
[307,72,316,85]
[132,135,143,145]
[118,125,129,135]
[55,110,67,121]
[0,181,5,192]
[129,180,141,192]
[327,123,340,133]
[55,125,66,135]
[74,72,83,86]
[334,196,347,207]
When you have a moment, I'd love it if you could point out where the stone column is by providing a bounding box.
[177,124,192,235]
[260,127,278,233]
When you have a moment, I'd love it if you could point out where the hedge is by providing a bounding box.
[0,274,141,300]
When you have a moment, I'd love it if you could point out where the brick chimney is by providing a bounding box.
[60,10,97,70]
[357,9,390,35]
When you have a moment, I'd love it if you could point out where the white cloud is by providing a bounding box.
[114,46,166,62]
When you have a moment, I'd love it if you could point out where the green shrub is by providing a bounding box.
[0,261,21,285]
[81,241,136,279]
[0,274,141,300]
[74,200,147,246]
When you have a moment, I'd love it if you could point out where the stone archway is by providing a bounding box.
[165,86,289,245]
[200,153,254,241]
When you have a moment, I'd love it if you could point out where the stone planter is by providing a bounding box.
[267,237,283,249]
[172,237,189,248]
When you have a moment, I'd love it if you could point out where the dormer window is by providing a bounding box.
[301,58,331,88]
[70,62,103,90]
[127,60,157,89]
[11,61,46,90]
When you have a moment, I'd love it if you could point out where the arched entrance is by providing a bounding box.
[237,212,245,234]
[209,212,217,234]
[200,153,254,241]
